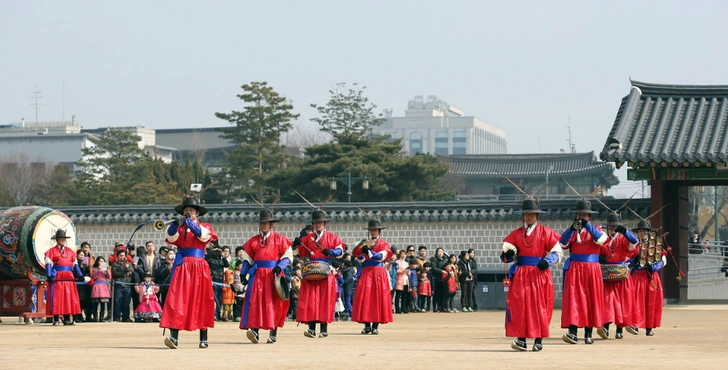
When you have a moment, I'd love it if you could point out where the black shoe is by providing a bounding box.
[562,333,578,344]
[52,320,62,326]
[371,328,379,335]
[319,332,328,338]
[246,329,259,344]
[361,327,371,335]
[199,330,208,348]
[304,329,316,338]
[646,329,654,336]
[615,332,624,339]
[64,320,75,326]
[164,329,179,349]
[597,327,609,339]
[267,336,277,344]
[510,340,527,351]
[532,343,543,352]
[584,336,594,344]
[626,326,638,335]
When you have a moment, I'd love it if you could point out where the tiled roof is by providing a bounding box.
[600,80,728,166]
[29,199,651,225]
[442,152,618,183]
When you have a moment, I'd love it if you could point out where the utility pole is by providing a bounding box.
[30,86,45,124]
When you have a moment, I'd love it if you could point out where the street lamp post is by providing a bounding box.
[330,172,369,203]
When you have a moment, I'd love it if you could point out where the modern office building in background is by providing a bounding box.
[373,95,507,156]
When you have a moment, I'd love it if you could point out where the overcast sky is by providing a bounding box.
[2,1,726,196]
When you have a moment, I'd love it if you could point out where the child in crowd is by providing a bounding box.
[288,267,301,321]
[232,260,244,322]
[443,264,458,313]
[408,258,420,312]
[134,272,162,322]
[341,260,355,321]
[91,257,111,322]
[222,265,235,322]
[418,270,432,312]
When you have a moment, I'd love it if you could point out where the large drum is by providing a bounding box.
[302,261,331,281]
[601,264,628,281]
[0,206,76,279]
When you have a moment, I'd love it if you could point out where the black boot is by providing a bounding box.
[533,338,543,351]
[165,329,179,349]
[246,328,260,344]
[615,327,624,339]
[268,328,277,344]
[511,337,527,351]
[562,325,578,344]
[646,328,654,336]
[199,329,208,348]
[361,322,372,335]
[584,327,594,344]
[319,323,328,338]
[53,315,61,326]
[372,322,379,335]
[63,315,75,326]
[597,323,610,339]
[304,322,316,338]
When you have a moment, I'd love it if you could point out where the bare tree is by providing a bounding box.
[283,122,332,150]
[0,154,69,206]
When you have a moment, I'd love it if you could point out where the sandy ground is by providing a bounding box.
[2,306,727,370]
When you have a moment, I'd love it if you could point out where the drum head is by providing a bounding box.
[274,275,290,301]
[33,211,77,268]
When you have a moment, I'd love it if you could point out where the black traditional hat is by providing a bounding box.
[311,209,327,223]
[606,213,622,226]
[175,196,208,217]
[515,198,545,214]
[51,229,70,240]
[575,199,598,214]
[631,219,652,232]
[366,219,386,230]
[503,177,551,215]
[253,208,280,223]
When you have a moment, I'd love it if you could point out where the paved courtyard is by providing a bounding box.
[2,306,726,369]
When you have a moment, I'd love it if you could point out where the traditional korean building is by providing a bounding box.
[440,152,619,200]
[600,79,728,301]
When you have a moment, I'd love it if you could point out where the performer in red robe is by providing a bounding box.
[597,212,638,340]
[559,198,608,345]
[161,196,217,349]
[239,209,293,344]
[629,219,665,336]
[296,209,344,338]
[351,218,393,334]
[500,198,561,352]
[45,229,90,325]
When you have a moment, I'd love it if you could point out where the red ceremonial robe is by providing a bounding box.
[160,221,216,331]
[239,231,293,331]
[351,238,393,324]
[296,230,343,324]
[561,227,607,329]
[503,224,560,339]
[45,246,81,315]
[602,232,637,328]
[631,250,666,329]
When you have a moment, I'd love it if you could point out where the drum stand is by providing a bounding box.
[0,271,50,325]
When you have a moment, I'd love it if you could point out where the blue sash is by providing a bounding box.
[362,260,384,268]
[507,256,541,279]
[169,248,205,284]
[54,265,72,272]
[242,260,278,328]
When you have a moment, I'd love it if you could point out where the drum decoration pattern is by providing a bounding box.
[601,264,629,281]
[0,206,76,279]
[302,261,331,281]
